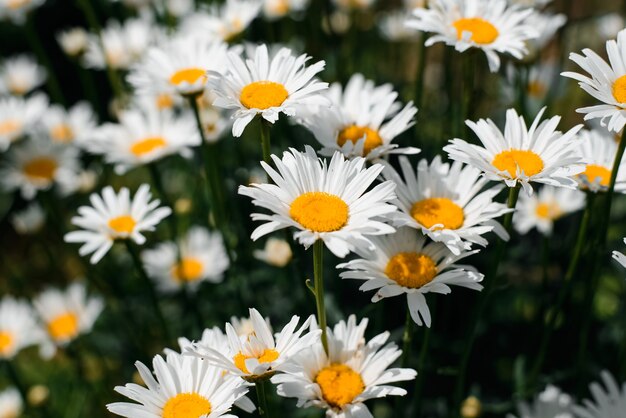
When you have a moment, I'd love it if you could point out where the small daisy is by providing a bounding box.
[576,129,626,193]
[0,137,81,199]
[56,27,89,58]
[239,146,397,258]
[0,93,48,151]
[0,296,45,359]
[64,184,172,264]
[209,44,329,137]
[0,388,22,418]
[562,29,626,133]
[406,0,538,72]
[574,371,626,418]
[378,10,420,42]
[142,226,230,293]
[108,352,251,418]
[339,227,483,327]
[253,237,293,267]
[10,203,45,234]
[181,0,262,42]
[613,238,626,269]
[263,0,309,20]
[273,315,417,417]
[40,102,97,145]
[507,385,574,418]
[186,308,320,381]
[301,73,419,161]
[0,55,46,96]
[33,283,104,358]
[383,156,511,254]
[444,107,585,195]
[0,0,45,24]
[514,186,585,236]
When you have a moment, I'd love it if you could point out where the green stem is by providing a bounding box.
[400,310,414,368]
[412,323,433,417]
[414,36,427,111]
[517,65,529,120]
[148,164,178,240]
[599,129,626,243]
[260,120,272,165]
[313,240,329,354]
[255,380,271,417]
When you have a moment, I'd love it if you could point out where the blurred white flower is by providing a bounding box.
[253,237,293,267]
[508,385,574,418]
[0,55,46,96]
[0,0,45,24]
[263,0,309,20]
[378,10,420,42]
[0,93,48,151]
[40,102,97,145]
[514,186,585,236]
[10,203,45,234]
[0,296,45,359]
[574,371,626,418]
[0,388,22,418]
[56,27,89,58]
[576,129,626,194]
[524,11,566,56]
[181,0,263,42]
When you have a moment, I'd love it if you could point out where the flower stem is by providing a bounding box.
[255,380,271,417]
[412,322,433,416]
[260,120,272,165]
[401,310,414,368]
[147,163,178,244]
[414,36,427,111]
[313,240,329,354]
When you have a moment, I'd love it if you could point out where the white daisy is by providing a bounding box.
[0,0,45,24]
[562,29,626,133]
[0,54,46,96]
[64,184,172,264]
[301,73,419,161]
[9,203,45,234]
[407,0,538,72]
[208,44,329,137]
[0,93,48,151]
[33,282,104,358]
[514,186,585,236]
[524,11,566,55]
[576,129,626,193]
[56,27,89,58]
[107,352,251,418]
[165,0,194,19]
[378,10,420,42]
[142,226,230,293]
[263,0,309,20]
[253,237,293,267]
[0,296,45,359]
[444,107,585,195]
[186,308,320,381]
[613,238,626,269]
[507,385,574,418]
[40,102,97,145]
[0,388,22,418]
[573,371,626,418]
[229,313,273,340]
[238,146,397,258]
[273,315,417,417]
[181,0,262,42]
[382,156,511,254]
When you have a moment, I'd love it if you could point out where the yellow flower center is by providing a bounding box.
[239,81,289,110]
[411,197,464,230]
[7,0,29,10]
[385,252,438,288]
[22,157,58,182]
[0,119,21,136]
[581,164,611,187]
[0,331,14,356]
[50,124,74,143]
[527,80,546,98]
[612,75,626,104]
[8,80,28,96]
[492,150,544,178]
[337,125,383,155]
[315,364,365,409]
[162,393,212,418]
[233,349,280,374]
[289,192,349,233]
[535,202,561,220]
[271,0,289,14]
[172,258,204,283]
[453,18,499,44]
[130,137,167,157]
[47,312,79,341]
[156,93,174,109]
[108,215,136,234]
[169,68,207,87]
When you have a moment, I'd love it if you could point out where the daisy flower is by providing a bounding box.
[0,388,22,418]
[0,93,48,151]
[613,238,626,269]
[406,0,538,72]
[273,315,417,417]
[507,385,574,418]
[338,227,483,327]
[64,184,172,264]
[562,29,626,133]
[186,308,320,382]
[0,0,45,24]
[238,146,397,258]
[0,54,46,96]
[253,237,293,267]
[574,371,626,418]
[263,0,309,20]
[576,129,626,193]
[514,186,585,236]
[444,107,585,195]
[378,10,420,42]
[40,102,97,145]
[10,203,45,234]
[85,103,199,174]
[524,11,566,55]
[107,352,251,418]
[382,156,511,254]
[0,296,45,359]
[181,0,263,42]
[208,44,329,137]
[301,73,419,161]
[56,27,89,58]
[33,282,104,358]
[142,226,230,293]
[0,137,81,199]
[230,313,273,339]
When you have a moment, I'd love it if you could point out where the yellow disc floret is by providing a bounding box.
[170,68,207,87]
[162,393,212,418]
[337,125,383,156]
[130,137,167,157]
[612,75,626,104]
[410,198,465,230]
[492,150,544,178]
[290,192,349,233]
[453,18,499,44]
[0,331,14,356]
[240,81,289,110]
[108,215,137,235]
[47,312,79,341]
[22,157,58,182]
[315,364,365,409]
[385,252,438,288]
[581,164,611,187]
[172,258,204,283]
[233,349,280,374]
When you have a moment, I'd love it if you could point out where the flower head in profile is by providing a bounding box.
[239,146,397,258]
[64,184,172,264]
[273,315,417,417]
[576,129,626,194]
[253,237,293,267]
[209,44,329,137]
[574,371,626,418]
[0,0,45,24]
[0,388,22,418]
[444,107,584,195]
[0,54,46,96]
[613,238,626,269]
[339,227,483,327]
[40,102,97,145]
[507,385,574,418]
[406,0,538,72]
[181,0,262,42]
[56,27,89,58]
[0,296,45,359]
[0,93,47,151]
[562,29,626,133]
[514,186,585,236]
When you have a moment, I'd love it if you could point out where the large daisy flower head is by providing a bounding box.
[576,128,626,194]
[0,296,45,359]
[574,371,626,418]
[444,107,585,195]
[186,308,320,382]
[108,352,250,418]
[64,184,172,264]
[0,0,45,24]
[339,227,483,327]
[406,0,538,72]
[142,226,230,293]
[0,93,47,151]
[33,282,104,358]
[514,186,585,236]
[0,54,46,96]
[562,29,626,133]
[613,238,626,269]
[273,315,417,417]
[209,44,329,137]
[507,385,574,418]
[239,146,397,258]
[40,102,97,145]
[181,0,262,42]
[301,73,419,161]
[383,156,511,254]
[0,388,22,418]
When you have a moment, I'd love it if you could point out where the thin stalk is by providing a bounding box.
[517,65,529,120]
[598,129,626,244]
[411,323,433,417]
[260,121,272,165]
[313,240,329,354]
[461,52,475,136]
[148,163,178,243]
[414,36,427,111]
[396,310,415,415]
[255,380,271,417]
